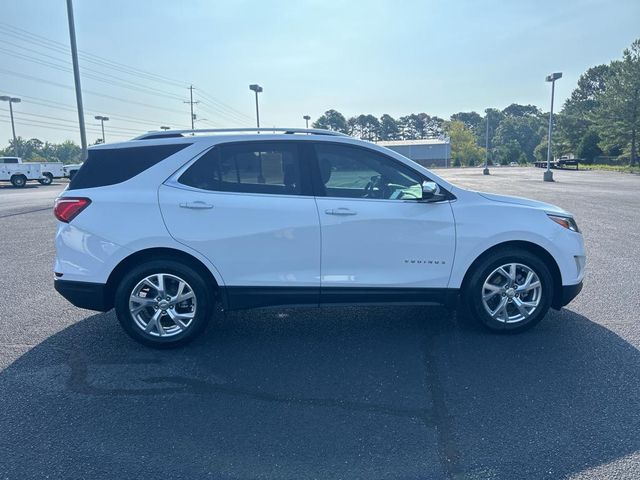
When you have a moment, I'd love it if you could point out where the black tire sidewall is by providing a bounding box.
[40,174,53,185]
[11,176,26,188]
[114,260,213,348]
[465,249,553,333]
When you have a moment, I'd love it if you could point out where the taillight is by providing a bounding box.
[54,197,91,223]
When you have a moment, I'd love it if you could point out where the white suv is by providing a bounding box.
[53,128,585,348]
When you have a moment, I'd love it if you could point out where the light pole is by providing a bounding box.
[0,95,21,156]
[94,115,109,143]
[483,110,490,175]
[544,72,562,182]
[66,0,88,161]
[160,126,170,131]
[249,84,263,129]
[303,115,311,129]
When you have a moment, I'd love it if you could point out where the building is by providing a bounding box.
[377,138,451,168]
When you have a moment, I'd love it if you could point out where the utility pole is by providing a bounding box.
[66,0,88,161]
[0,96,20,156]
[184,85,199,131]
[303,115,311,129]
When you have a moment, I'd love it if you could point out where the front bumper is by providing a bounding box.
[54,279,112,312]
[554,281,583,309]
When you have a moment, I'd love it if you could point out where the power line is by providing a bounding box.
[0,23,253,124]
[0,108,145,135]
[0,68,190,115]
[13,94,190,128]
[0,22,188,88]
[0,47,186,102]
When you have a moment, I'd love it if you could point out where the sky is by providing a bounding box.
[1,0,639,144]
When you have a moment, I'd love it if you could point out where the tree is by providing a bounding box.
[378,114,400,140]
[497,140,526,165]
[450,111,482,136]
[576,129,602,163]
[53,140,81,164]
[446,120,485,166]
[557,64,610,151]
[502,103,542,118]
[595,39,640,166]
[478,108,504,150]
[312,109,348,133]
[355,114,380,141]
[493,116,546,162]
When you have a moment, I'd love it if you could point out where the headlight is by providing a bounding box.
[548,214,580,233]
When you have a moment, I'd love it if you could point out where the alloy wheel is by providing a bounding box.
[128,273,197,337]
[481,263,542,324]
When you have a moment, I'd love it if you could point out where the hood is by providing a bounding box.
[477,191,569,215]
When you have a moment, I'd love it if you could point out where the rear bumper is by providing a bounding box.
[54,279,112,312]
[555,281,583,309]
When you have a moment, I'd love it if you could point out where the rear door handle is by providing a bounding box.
[325,208,357,216]
[179,201,214,210]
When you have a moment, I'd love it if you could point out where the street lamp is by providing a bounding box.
[160,126,171,131]
[249,84,263,129]
[94,115,109,143]
[483,109,490,175]
[0,95,21,156]
[303,115,311,129]
[544,72,562,182]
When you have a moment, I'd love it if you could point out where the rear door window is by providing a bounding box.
[178,142,306,196]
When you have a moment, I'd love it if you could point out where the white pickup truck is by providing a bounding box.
[0,157,42,187]
[63,163,83,180]
[38,161,65,185]
[0,157,65,186]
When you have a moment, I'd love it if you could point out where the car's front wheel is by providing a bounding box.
[114,260,213,348]
[464,248,554,332]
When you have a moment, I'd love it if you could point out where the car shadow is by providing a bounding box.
[0,306,638,479]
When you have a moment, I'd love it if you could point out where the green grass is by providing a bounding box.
[586,164,640,174]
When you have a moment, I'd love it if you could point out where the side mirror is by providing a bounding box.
[421,181,439,200]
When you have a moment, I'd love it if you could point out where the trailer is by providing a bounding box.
[534,158,580,170]
[0,157,43,188]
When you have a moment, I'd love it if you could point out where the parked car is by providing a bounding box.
[509,161,518,167]
[53,128,586,348]
[0,156,42,187]
[63,163,83,180]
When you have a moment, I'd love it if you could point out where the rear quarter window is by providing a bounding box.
[68,143,191,190]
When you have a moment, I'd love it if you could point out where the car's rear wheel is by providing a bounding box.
[114,260,213,348]
[464,248,554,332]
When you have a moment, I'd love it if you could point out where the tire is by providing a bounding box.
[68,170,77,181]
[10,175,27,188]
[114,259,214,348]
[463,248,554,333]
[38,173,53,185]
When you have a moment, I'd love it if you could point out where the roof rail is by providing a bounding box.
[132,128,349,141]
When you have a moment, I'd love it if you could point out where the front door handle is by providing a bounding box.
[179,201,214,210]
[325,207,357,216]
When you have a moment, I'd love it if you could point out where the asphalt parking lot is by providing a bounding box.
[0,168,639,480]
